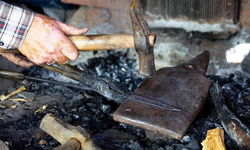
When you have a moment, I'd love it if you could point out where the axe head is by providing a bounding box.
[114,51,211,140]
[130,0,156,76]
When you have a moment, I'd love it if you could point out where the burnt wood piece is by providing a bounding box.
[210,83,250,150]
[114,51,211,140]
[41,63,131,104]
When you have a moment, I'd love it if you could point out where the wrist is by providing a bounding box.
[0,1,34,49]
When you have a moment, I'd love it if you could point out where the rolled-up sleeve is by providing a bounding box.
[0,1,34,49]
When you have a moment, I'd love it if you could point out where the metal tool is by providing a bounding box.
[114,51,211,140]
[0,53,180,111]
[0,0,156,77]
[0,69,93,91]
[0,0,161,105]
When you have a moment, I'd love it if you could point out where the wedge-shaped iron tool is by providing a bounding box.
[114,51,211,140]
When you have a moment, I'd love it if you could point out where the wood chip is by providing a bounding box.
[201,127,226,150]
[34,105,48,115]
[9,99,28,103]
[38,140,47,145]
[11,105,16,109]
[0,86,26,101]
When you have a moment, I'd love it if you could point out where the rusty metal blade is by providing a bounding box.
[129,95,181,111]
[114,51,211,140]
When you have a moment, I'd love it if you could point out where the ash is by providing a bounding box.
[0,51,247,150]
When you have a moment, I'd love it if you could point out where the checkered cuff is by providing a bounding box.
[0,1,34,49]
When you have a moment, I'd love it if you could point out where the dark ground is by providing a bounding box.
[0,51,248,150]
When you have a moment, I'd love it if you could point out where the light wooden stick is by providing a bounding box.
[0,86,26,101]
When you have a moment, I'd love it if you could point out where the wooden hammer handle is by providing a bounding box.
[69,34,156,51]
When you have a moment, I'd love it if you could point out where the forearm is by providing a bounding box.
[0,0,34,49]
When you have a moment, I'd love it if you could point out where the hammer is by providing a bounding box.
[70,0,156,76]
[40,114,101,150]
[0,0,155,76]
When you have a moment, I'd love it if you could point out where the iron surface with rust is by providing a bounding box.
[130,0,156,76]
[114,51,211,140]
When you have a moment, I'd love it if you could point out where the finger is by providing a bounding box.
[52,52,68,64]
[18,59,34,67]
[54,31,79,60]
[55,21,88,36]
[2,53,21,64]
[1,54,33,67]
[61,41,79,60]
[55,55,68,64]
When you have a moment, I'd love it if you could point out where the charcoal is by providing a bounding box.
[72,114,80,120]
[172,143,186,149]
[155,139,166,146]
[165,146,174,150]
[82,116,91,122]
[0,51,249,150]
[184,139,201,150]
[100,104,112,113]
[102,129,137,141]
[78,106,88,113]
[127,141,143,150]
[17,92,35,102]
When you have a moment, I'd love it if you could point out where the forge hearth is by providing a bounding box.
[0,51,248,150]
[1,0,250,149]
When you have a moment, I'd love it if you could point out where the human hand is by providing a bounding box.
[18,14,88,65]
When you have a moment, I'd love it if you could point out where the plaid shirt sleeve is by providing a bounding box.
[0,1,34,49]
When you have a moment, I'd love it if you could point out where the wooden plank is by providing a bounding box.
[240,0,250,27]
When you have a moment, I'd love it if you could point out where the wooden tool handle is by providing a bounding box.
[69,34,156,51]
[0,34,156,53]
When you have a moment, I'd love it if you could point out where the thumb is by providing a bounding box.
[56,21,88,36]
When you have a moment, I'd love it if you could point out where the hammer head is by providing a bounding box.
[130,0,156,76]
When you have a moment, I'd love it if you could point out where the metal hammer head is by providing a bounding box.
[130,0,156,76]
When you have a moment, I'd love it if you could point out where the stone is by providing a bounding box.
[61,0,131,11]
[185,139,201,150]
[0,140,9,150]
[86,7,111,27]
[17,92,35,102]
[108,9,132,34]
[128,141,143,150]
[42,7,66,22]
[66,6,88,28]
[165,146,174,150]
